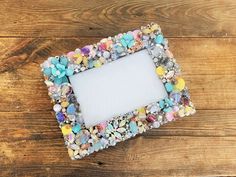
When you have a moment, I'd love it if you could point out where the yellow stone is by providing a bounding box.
[151,24,159,31]
[61,101,69,108]
[75,58,83,65]
[61,124,72,136]
[155,66,165,76]
[68,148,74,158]
[94,60,102,68]
[142,28,152,34]
[174,77,185,91]
[73,53,83,64]
[82,57,88,67]
[138,107,146,119]
[185,106,191,113]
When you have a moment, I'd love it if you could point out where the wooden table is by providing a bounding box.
[1,1,236,176]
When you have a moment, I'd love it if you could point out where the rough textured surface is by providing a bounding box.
[0,1,236,176]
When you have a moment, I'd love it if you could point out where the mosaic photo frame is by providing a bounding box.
[41,23,196,160]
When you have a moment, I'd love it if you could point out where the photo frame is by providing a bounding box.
[41,23,196,160]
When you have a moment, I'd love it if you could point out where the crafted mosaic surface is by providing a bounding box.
[41,23,196,160]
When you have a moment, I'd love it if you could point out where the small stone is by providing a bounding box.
[61,101,69,108]
[67,104,76,115]
[166,112,174,121]
[129,121,138,134]
[165,49,174,58]
[170,92,182,103]
[174,77,185,91]
[166,70,174,78]
[149,105,160,114]
[151,24,159,31]
[56,112,65,122]
[119,120,126,127]
[88,60,94,68]
[68,148,74,158]
[61,124,72,135]
[117,127,126,133]
[53,104,62,112]
[165,82,173,92]
[43,67,51,76]
[155,34,164,44]
[152,121,160,128]
[67,51,75,59]
[156,66,166,76]
[137,107,146,119]
[72,124,81,134]
[103,51,110,59]
[146,114,156,122]
[94,60,102,68]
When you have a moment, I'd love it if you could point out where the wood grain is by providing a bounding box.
[1,0,236,176]
[0,0,236,37]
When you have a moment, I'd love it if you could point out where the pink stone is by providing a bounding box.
[166,112,174,121]
[67,51,75,58]
[146,114,156,122]
[165,49,173,58]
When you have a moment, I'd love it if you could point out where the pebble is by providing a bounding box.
[129,121,138,134]
[72,124,81,134]
[137,107,146,119]
[61,101,69,108]
[174,77,185,91]
[165,82,173,92]
[43,68,51,76]
[156,66,165,76]
[166,112,174,121]
[56,112,65,122]
[155,34,164,44]
[61,124,72,135]
[94,60,102,68]
[103,51,110,59]
[152,121,160,128]
[146,114,156,122]
[67,104,76,115]
[53,104,62,112]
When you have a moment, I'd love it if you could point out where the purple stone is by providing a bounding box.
[170,92,181,103]
[56,112,65,122]
[81,47,90,55]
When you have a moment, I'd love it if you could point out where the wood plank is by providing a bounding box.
[0,0,236,37]
[1,38,236,75]
[0,110,235,143]
[0,38,236,111]
[0,73,235,111]
[1,136,236,176]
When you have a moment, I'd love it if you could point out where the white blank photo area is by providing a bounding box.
[69,50,167,128]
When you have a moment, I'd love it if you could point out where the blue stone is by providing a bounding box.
[66,68,74,76]
[43,67,51,76]
[60,56,68,66]
[155,34,164,44]
[88,60,94,68]
[51,57,59,65]
[165,82,173,92]
[56,112,64,122]
[129,121,138,134]
[72,124,81,134]
[67,104,76,115]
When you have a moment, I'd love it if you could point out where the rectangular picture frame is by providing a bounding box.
[41,23,196,160]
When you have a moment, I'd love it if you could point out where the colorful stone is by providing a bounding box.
[156,66,165,76]
[165,82,173,92]
[174,77,185,91]
[155,34,164,44]
[72,124,81,134]
[61,124,72,135]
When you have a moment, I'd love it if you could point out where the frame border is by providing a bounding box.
[41,23,196,159]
